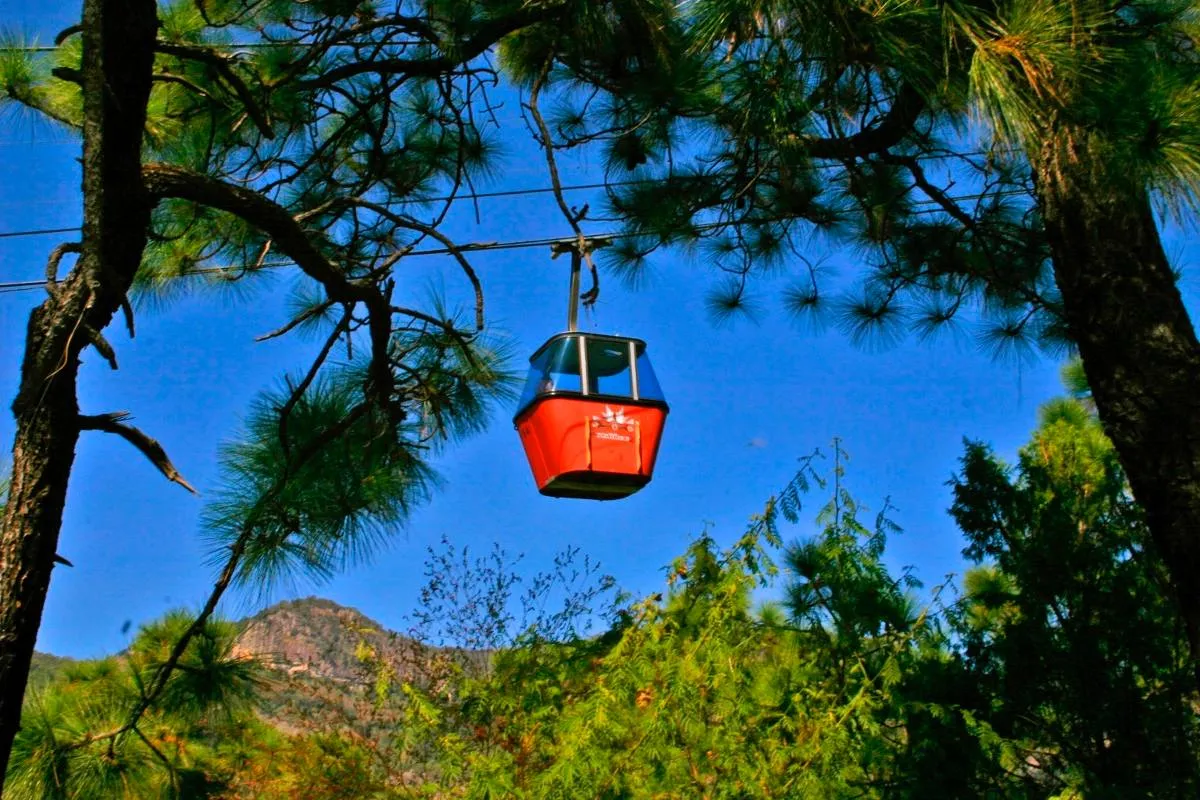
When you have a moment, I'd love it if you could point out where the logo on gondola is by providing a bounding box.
[602,406,628,424]
[592,406,635,442]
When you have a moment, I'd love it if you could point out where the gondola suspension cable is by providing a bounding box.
[0,189,1030,295]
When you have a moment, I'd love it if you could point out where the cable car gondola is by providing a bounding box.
[514,245,668,500]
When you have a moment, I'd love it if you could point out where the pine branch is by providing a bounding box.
[144,165,357,301]
[65,401,371,755]
[800,83,926,160]
[142,163,395,412]
[277,308,351,457]
[151,71,222,103]
[255,298,334,342]
[0,81,81,130]
[154,42,273,138]
[297,5,561,89]
[341,198,485,332]
[132,726,177,779]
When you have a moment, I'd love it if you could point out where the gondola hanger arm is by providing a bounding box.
[551,238,610,332]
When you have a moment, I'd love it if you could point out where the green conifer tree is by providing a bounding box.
[502,0,1200,669]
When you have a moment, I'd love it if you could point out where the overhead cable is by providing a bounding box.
[0,158,1017,242]
[0,190,1029,295]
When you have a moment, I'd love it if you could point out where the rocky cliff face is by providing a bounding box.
[233,597,421,682]
[227,597,438,735]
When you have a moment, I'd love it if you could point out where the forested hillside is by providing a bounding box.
[14,386,1198,798]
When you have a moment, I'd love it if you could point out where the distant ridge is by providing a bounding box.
[32,597,434,735]
[233,596,421,683]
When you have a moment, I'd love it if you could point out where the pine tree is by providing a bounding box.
[0,0,658,779]
[503,0,1200,671]
[7,612,258,798]
[943,384,1200,797]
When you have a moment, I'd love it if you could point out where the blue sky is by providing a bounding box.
[3,1,1179,659]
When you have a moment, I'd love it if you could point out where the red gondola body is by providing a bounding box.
[514,333,668,500]
[517,397,667,499]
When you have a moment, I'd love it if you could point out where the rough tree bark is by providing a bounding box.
[0,0,158,782]
[1037,127,1200,675]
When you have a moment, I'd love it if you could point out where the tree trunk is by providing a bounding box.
[1036,128,1200,675]
[0,0,156,782]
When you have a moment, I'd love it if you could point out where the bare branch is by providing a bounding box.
[799,83,925,160]
[297,6,558,89]
[44,242,82,293]
[50,67,83,86]
[78,411,197,494]
[143,163,396,411]
[82,324,117,370]
[529,59,602,306]
[121,295,135,339]
[344,198,485,331]
[54,24,83,45]
[887,154,975,228]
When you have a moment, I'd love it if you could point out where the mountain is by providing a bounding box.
[233,596,421,683]
[27,651,76,690]
[230,597,436,735]
[31,597,441,737]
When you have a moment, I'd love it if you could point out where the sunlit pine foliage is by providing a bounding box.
[7,615,258,799]
[497,0,1200,355]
